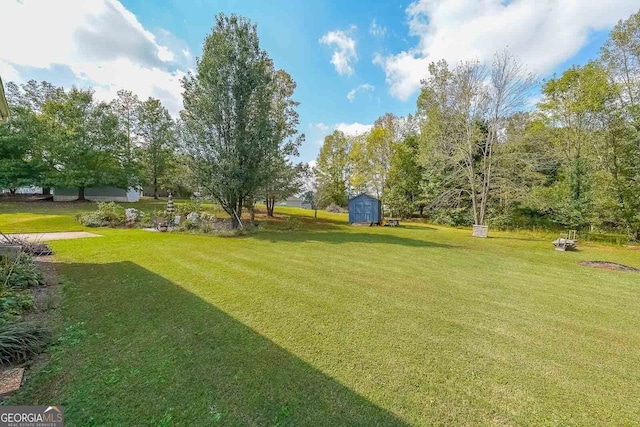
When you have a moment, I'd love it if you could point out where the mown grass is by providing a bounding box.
[2,201,640,425]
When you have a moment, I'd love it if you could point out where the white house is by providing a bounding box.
[53,187,141,202]
[276,196,312,209]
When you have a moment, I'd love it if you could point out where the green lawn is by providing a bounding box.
[2,201,640,425]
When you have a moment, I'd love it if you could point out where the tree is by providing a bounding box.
[315,130,350,207]
[366,114,398,203]
[137,97,176,199]
[1,81,63,194]
[385,134,423,218]
[539,62,609,228]
[111,89,141,182]
[262,161,308,216]
[258,69,305,216]
[599,10,640,238]
[0,83,48,193]
[417,52,536,226]
[42,88,129,200]
[348,134,370,195]
[181,14,287,228]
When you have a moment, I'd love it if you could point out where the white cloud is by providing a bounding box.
[346,83,374,102]
[319,26,358,76]
[369,19,387,37]
[309,122,331,134]
[0,60,20,83]
[308,121,373,147]
[375,0,640,100]
[0,0,187,115]
[335,122,373,135]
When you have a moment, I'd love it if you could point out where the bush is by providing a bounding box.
[428,207,473,227]
[0,322,48,365]
[76,202,126,227]
[0,292,34,322]
[176,199,202,216]
[1,254,44,290]
[183,219,199,230]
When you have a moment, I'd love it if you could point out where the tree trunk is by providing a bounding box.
[153,177,159,200]
[266,198,275,217]
[9,188,16,196]
[231,198,243,229]
[42,188,51,196]
[314,208,318,219]
[418,205,424,218]
[250,205,255,223]
[78,187,85,201]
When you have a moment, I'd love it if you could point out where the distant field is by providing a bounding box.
[2,201,640,425]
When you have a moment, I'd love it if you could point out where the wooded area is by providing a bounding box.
[314,10,640,240]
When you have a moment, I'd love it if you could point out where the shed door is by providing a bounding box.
[354,200,372,222]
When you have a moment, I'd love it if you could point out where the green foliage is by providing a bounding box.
[386,134,423,218]
[41,88,133,196]
[181,14,300,228]
[0,292,34,322]
[1,254,43,290]
[0,321,48,365]
[315,131,350,208]
[137,97,177,199]
[175,199,202,216]
[76,202,126,227]
[0,252,40,324]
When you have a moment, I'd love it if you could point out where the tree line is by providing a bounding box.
[0,14,308,228]
[0,82,179,200]
[314,10,640,240]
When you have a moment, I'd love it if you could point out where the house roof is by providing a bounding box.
[0,77,8,124]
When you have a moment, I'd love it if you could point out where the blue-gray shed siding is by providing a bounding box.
[348,194,382,224]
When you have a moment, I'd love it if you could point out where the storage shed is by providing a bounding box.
[348,193,382,225]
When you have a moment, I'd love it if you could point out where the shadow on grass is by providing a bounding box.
[394,224,437,231]
[252,229,453,249]
[20,261,409,426]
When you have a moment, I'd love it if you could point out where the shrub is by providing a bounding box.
[183,219,199,230]
[0,291,34,322]
[176,199,202,216]
[0,321,48,365]
[76,202,126,227]
[1,254,44,290]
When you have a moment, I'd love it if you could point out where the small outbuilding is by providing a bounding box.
[348,193,382,225]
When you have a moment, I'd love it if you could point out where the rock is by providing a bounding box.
[186,212,199,222]
[0,367,24,396]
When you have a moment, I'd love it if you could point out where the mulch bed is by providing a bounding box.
[578,261,640,272]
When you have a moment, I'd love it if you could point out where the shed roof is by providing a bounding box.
[0,77,8,124]
[349,192,379,202]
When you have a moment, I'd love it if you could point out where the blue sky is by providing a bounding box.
[1,0,638,163]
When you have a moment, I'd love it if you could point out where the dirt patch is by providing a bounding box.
[578,260,640,272]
